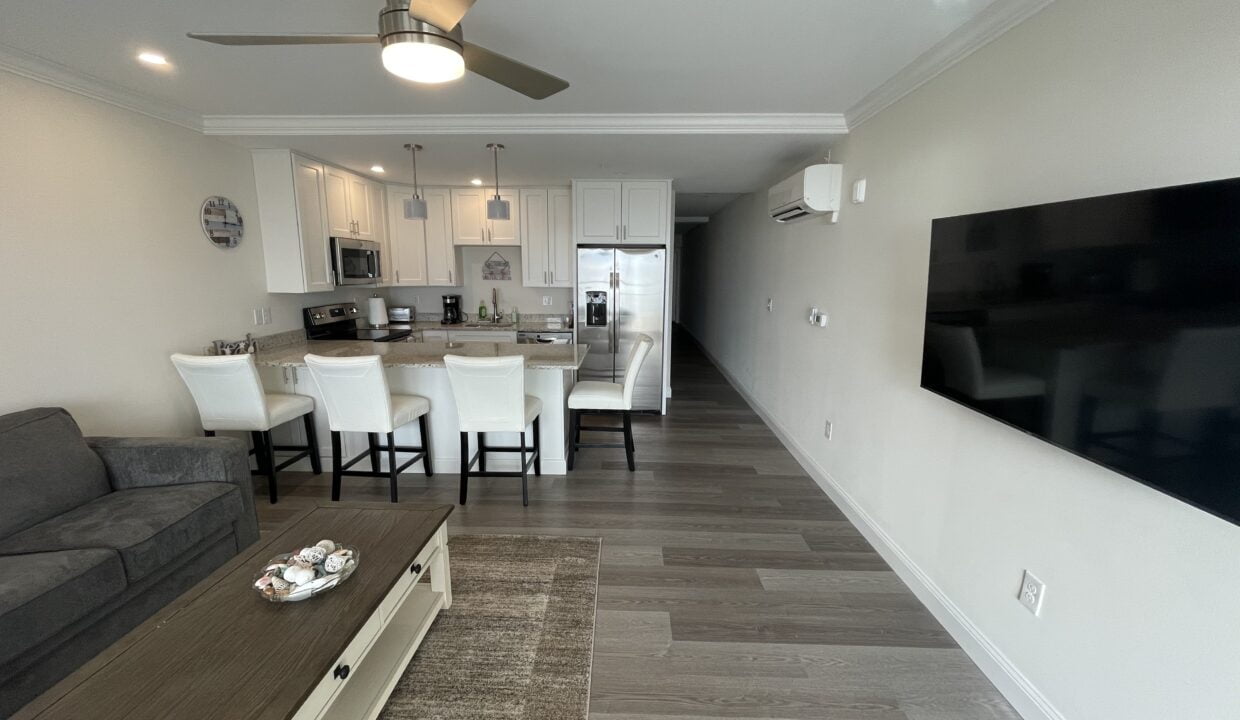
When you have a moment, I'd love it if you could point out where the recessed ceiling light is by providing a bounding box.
[370,165,385,173]
[470,178,483,186]
[137,52,168,66]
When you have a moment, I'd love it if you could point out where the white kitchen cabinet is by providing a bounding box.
[423,189,459,286]
[520,188,573,288]
[252,150,335,293]
[388,186,459,287]
[572,180,672,246]
[452,187,520,246]
[421,329,448,342]
[369,181,391,285]
[325,165,378,242]
[449,330,518,343]
[351,175,377,241]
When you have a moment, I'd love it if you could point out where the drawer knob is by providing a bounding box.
[410,562,422,575]
[334,664,351,680]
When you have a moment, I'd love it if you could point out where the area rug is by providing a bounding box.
[379,534,601,720]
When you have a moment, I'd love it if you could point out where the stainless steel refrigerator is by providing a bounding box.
[576,247,666,411]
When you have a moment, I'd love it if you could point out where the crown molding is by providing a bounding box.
[845,0,1056,128]
[0,43,202,131]
[199,113,849,136]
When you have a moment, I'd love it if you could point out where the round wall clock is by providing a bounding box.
[201,196,244,249]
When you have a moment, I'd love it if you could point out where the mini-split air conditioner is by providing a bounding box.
[768,164,842,224]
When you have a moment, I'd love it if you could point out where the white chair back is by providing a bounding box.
[171,353,270,431]
[304,354,394,433]
[621,335,655,410]
[444,355,526,432]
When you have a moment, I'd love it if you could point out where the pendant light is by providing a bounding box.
[402,143,427,220]
[485,143,510,221]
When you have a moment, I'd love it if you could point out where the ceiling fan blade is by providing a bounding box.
[407,0,476,31]
[463,43,569,99]
[187,33,379,46]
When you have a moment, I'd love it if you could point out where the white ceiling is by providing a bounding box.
[0,0,1004,196]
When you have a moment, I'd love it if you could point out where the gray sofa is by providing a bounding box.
[0,407,259,717]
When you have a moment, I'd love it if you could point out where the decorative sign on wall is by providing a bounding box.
[201,196,244,249]
[482,251,512,281]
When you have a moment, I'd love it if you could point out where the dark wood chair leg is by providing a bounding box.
[261,430,278,504]
[567,410,579,471]
[478,432,487,473]
[458,432,470,505]
[419,414,434,477]
[304,413,322,475]
[623,410,636,472]
[367,433,380,472]
[330,431,343,501]
[520,431,529,507]
[387,431,399,503]
[532,416,542,476]
[204,430,216,438]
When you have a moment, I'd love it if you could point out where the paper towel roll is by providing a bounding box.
[367,297,388,327]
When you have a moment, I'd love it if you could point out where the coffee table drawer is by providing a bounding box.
[292,609,383,720]
[379,540,438,621]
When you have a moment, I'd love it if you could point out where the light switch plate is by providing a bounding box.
[852,178,867,204]
[542,296,553,306]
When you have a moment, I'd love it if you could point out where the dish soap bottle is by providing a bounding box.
[477,299,488,321]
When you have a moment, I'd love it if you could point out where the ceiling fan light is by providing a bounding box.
[381,38,465,84]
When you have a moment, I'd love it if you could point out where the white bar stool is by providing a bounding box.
[304,354,432,503]
[567,334,655,471]
[444,355,542,507]
[171,353,320,504]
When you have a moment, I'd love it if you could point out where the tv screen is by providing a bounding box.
[922,177,1240,525]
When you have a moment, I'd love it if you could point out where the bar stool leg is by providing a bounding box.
[204,430,216,438]
[458,432,470,505]
[532,416,542,476]
[304,413,322,475]
[623,411,636,472]
[567,410,579,471]
[387,431,399,503]
[367,433,380,473]
[419,414,434,477]
[260,430,278,504]
[330,431,343,501]
[519,431,529,507]
[478,432,487,473]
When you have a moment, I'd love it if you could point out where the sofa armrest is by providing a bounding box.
[85,437,259,549]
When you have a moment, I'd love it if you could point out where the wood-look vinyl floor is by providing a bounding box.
[257,328,1020,720]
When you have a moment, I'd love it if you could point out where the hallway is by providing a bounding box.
[259,329,1018,719]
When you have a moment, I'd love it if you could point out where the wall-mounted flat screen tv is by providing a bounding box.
[922,177,1240,525]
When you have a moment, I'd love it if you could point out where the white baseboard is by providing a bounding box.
[687,330,1064,720]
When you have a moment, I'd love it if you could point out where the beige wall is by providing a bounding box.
[0,72,353,436]
[681,1,1240,718]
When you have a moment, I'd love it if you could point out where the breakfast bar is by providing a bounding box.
[253,340,587,476]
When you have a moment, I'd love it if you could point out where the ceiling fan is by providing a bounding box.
[187,0,569,99]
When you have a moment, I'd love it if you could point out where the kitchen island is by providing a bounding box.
[254,340,587,477]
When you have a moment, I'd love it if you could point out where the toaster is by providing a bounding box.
[388,306,413,322]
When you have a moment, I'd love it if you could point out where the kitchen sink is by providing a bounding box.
[459,322,515,329]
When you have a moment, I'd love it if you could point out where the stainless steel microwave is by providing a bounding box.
[331,237,382,286]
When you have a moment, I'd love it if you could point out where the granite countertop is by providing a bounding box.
[255,339,588,370]
[389,320,574,333]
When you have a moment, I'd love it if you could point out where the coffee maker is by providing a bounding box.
[442,294,463,325]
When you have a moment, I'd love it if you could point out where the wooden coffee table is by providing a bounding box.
[14,502,453,720]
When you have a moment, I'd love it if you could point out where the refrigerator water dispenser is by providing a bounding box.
[586,291,608,326]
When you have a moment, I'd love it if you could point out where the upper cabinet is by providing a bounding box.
[386,186,460,288]
[325,165,379,242]
[451,187,520,246]
[572,180,672,245]
[252,150,335,294]
[521,188,573,288]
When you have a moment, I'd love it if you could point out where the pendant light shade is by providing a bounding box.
[403,143,428,220]
[485,143,511,221]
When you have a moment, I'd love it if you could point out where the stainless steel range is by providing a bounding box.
[304,302,412,342]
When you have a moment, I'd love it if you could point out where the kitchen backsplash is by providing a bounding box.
[386,246,573,317]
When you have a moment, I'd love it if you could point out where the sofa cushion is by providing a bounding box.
[0,408,111,539]
[0,549,127,668]
[1,483,244,583]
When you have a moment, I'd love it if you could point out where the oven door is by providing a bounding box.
[332,238,382,285]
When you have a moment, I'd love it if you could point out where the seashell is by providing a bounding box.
[284,566,316,586]
[323,555,347,574]
[271,576,291,591]
[293,558,313,570]
[316,539,336,554]
[298,547,327,565]
[265,563,288,575]
[262,586,275,598]
[254,576,273,590]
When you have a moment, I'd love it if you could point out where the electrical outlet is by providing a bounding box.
[824,419,833,440]
[766,298,774,313]
[542,296,553,306]
[1018,570,1045,616]
[261,307,271,325]
[251,309,262,326]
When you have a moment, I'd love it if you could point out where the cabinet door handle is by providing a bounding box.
[449,268,453,283]
[333,664,350,680]
[410,562,422,575]
[615,224,620,240]
[395,270,400,283]
[550,269,554,284]
[623,225,628,240]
